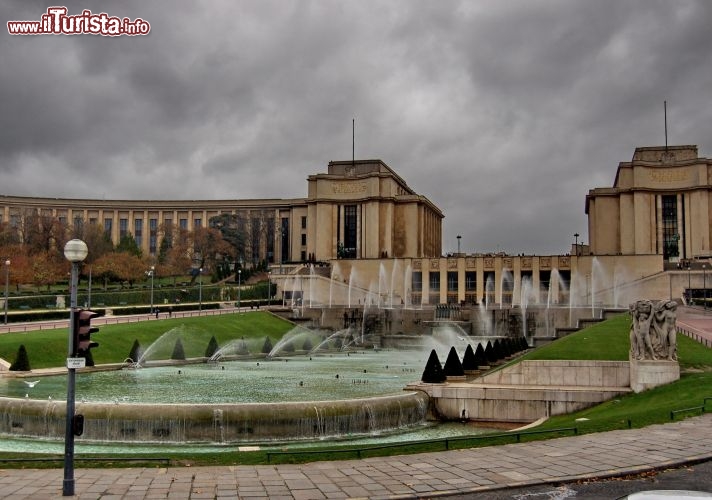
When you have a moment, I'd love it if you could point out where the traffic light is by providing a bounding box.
[73,309,100,366]
[72,414,84,436]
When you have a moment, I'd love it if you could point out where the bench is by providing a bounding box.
[19,305,30,310]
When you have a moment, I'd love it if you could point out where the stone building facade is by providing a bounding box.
[0,159,443,264]
[586,145,712,261]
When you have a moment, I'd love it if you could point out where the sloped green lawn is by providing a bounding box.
[0,312,294,369]
[523,313,712,433]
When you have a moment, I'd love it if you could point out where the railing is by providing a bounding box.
[0,456,170,465]
[678,327,712,348]
[266,427,578,463]
[0,305,259,335]
[670,397,712,420]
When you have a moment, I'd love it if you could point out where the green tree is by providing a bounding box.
[9,344,31,371]
[205,336,219,358]
[128,339,142,363]
[116,232,142,257]
[171,338,186,360]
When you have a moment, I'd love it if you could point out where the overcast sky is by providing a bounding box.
[2,1,711,255]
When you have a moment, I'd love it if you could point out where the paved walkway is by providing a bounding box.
[1,413,712,499]
[1,304,711,499]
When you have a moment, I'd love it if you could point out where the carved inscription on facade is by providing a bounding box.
[648,170,689,183]
[413,260,421,270]
[540,257,551,269]
[332,182,367,194]
[465,258,475,268]
[521,257,532,269]
[484,257,494,269]
[430,259,440,270]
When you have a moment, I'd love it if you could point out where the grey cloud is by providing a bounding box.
[1,0,712,254]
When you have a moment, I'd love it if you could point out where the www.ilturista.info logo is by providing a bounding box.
[7,7,150,36]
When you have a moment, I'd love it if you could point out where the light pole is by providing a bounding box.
[62,238,88,497]
[199,268,203,312]
[87,265,92,309]
[268,272,272,306]
[3,259,9,325]
[148,266,155,314]
[237,269,241,310]
[574,233,579,256]
[704,264,707,312]
[457,235,461,254]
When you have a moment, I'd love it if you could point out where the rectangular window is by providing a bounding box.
[412,271,422,292]
[134,219,143,248]
[429,272,440,292]
[149,218,158,254]
[344,205,357,258]
[429,272,441,304]
[194,218,202,228]
[447,271,458,292]
[301,216,307,229]
[104,218,113,235]
[465,271,476,291]
[662,195,679,260]
[119,218,128,238]
[300,250,306,261]
[266,217,275,263]
[301,234,307,246]
[280,217,289,263]
[179,219,188,230]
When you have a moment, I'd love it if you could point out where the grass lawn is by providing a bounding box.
[1,311,712,467]
[524,313,712,434]
[0,312,294,368]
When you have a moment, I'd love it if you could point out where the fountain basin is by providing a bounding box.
[0,392,429,443]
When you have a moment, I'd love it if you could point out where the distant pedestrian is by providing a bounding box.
[155,309,159,319]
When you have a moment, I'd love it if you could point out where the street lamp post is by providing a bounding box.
[87,265,92,309]
[62,238,88,497]
[237,269,241,310]
[148,266,155,314]
[704,264,707,312]
[3,259,9,325]
[574,233,579,256]
[268,272,272,306]
[199,268,203,312]
[457,235,461,254]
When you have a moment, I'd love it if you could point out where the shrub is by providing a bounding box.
[128,339,142,363]
[421,349,445,383]
[302,337,313,351]
[171,338,186,360]
[443,346,464,377]
[205,336,219,358]
[9,344,31,371]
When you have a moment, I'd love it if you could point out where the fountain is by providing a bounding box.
[0,338,431,444]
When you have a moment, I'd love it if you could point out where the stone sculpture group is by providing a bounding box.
[629,299,678,361]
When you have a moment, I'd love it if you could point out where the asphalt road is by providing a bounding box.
[442,459,712,499]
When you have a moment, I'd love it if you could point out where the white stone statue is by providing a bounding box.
[629,299,677,361]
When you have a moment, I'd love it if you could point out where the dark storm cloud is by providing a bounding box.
[2,0,712,254]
